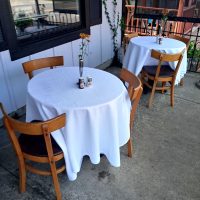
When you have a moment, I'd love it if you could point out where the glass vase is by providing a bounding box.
[79,59,84,77]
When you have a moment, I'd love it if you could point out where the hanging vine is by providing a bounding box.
[102,0,120,53]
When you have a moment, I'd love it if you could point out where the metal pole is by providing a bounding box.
[35,0,40,15]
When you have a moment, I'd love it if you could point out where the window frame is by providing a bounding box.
[0,5,8,52]
[90,0,102,26]
[0,0,95,60]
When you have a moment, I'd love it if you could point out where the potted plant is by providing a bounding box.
[187,41,200,77]
[15,18,33,32]
[187,40,200,60]
[102,0,124,66]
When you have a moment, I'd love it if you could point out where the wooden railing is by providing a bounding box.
[125,5,179,35]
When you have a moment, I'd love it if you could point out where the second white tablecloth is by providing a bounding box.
[123,36,187,85]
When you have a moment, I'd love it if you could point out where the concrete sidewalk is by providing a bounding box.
[0,70,200,200]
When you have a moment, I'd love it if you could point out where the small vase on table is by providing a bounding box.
[79,59,84,77]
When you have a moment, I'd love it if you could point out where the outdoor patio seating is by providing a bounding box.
[22,56,64,79]
[25,66,131,181]
[141,49,184,108]
[120,68,143,157]
[0,102,66,200]
[123,36,187,86]
[0,0,199,199]
[168,34,190,50]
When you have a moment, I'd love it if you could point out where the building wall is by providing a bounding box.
[0,1,122,117]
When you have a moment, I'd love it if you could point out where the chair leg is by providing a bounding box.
[140,71,145,85]
[148,80,157,108]
[18,158,26,193]
[170,85,175,107]
[127,138,133,158]
[180,78,184,86]
[162,82,166,94]
[50,162,62,200]
[140,76,143,87]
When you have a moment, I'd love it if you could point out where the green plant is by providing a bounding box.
[187,41,200,59]
[102,0,121,53]
[15,18,33,31]
[79,33,90,60]
[160,8,169,34]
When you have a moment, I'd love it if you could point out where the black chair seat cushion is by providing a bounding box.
[18,119,62,157]
[19,134,62,157]
[143,65,174,77]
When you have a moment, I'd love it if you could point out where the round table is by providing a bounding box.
[123,36,187,85]
[26,67,131,181]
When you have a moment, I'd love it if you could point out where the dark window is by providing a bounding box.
[191,0,197,5]
[184,0,189,7]
[0,13,7,51]
[0,26,3,43]
[0,0,102,60]
[11,0,82,40]
[0,22,7,51]
[53,0,80,14]
[90,0,102,26]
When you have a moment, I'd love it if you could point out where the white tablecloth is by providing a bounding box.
[26,67,131,181]
[123,36,187,85]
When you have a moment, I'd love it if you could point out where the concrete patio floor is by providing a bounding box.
[0,68,200,200]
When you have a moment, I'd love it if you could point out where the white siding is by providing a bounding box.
[54,43,74,67]
[0,52,15,115]
[0,51,29,112]
[88,25,102,68]
[0,1,122,116]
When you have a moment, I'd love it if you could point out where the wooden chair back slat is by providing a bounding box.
[3,117,24,157]
[123,32,139,54]
[124,32,139,43]
[120,68,141,92]
[151,49,184,75]
[120,68,143,157]
[168,34,190,50]
[130,87,143,128]
[172,54,184,84]
[23,56,64,79]
[151,49,183,62]
[2,113,66,135]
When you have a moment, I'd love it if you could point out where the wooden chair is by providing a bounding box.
[141,49,184,108]
[168,34,190,50]
[123,32,139,54]
[22,56,64,79]
[120,68,143,157]
[168,34,190,86]
[0,103,66,200]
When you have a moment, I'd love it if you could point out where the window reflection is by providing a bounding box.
[10,0,80,39]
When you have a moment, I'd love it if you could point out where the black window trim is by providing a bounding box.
[0,0,102,60]
[90,0,102,26]
[0,6,8,51]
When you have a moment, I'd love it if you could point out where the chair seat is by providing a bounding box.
[19,134,62,157]
[143,65,174,77]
